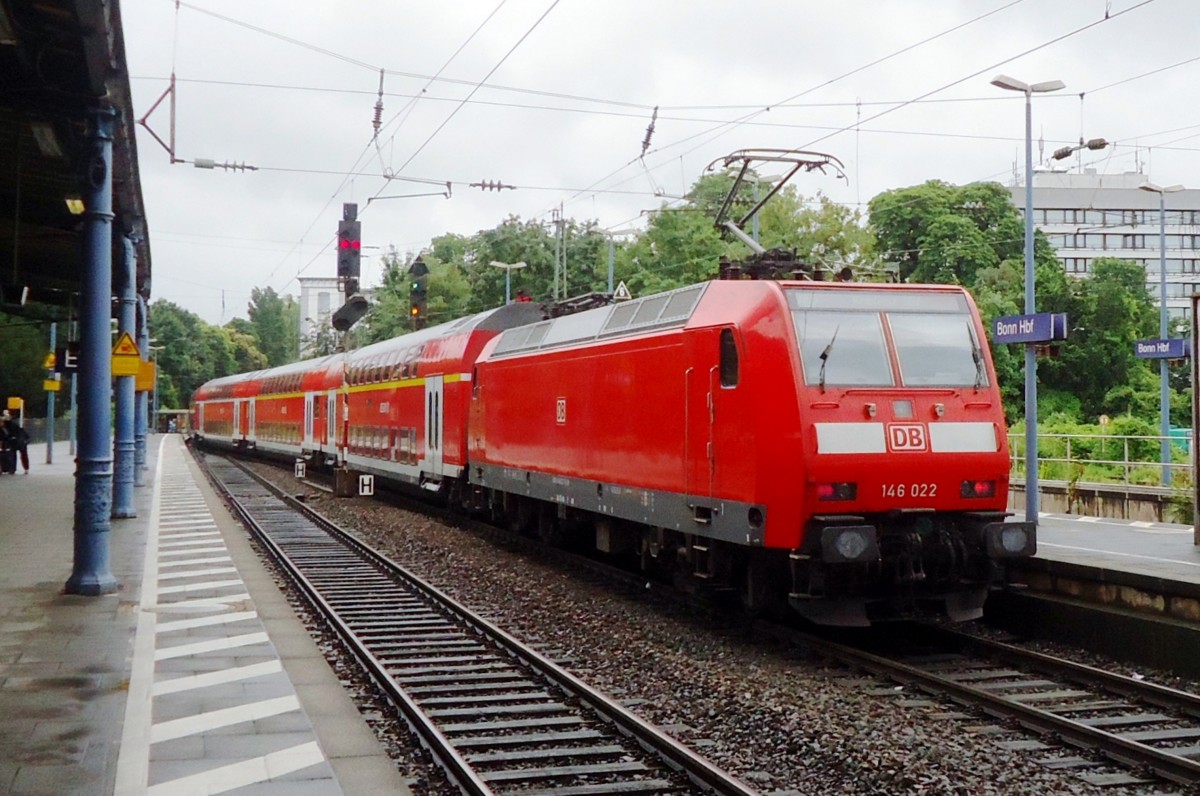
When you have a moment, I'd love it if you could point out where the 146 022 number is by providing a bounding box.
[881,483,937,498]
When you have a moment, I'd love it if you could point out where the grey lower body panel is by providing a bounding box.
[470,462,765,546]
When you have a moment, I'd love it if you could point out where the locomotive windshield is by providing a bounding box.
[787,289,986,388]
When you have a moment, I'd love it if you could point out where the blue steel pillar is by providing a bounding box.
[113,237,137,517]
[66,105,118,596]
[135,295,149,484]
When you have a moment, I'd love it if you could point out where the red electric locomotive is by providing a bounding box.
[193,277,1032,626]
[466,279,1033,625]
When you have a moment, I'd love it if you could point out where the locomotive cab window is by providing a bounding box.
[787,288,979,388]
[719,328,739,388]
[889,314,987,387]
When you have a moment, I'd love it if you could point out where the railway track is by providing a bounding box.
[761,621,1200,789]
[199,452,758,796]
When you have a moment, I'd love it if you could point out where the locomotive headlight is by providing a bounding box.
[836,531,869,560]
[983,522,1037,558]
[1000,527,1028,553]
[820,525,879,564]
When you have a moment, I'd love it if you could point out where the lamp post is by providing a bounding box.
[150,344,164,432]
[991,74,1065,525]
[1140,180,1184,485]
[489,260,527,304]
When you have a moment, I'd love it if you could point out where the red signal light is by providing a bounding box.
[816,482,856,501]
[960,480,996,498]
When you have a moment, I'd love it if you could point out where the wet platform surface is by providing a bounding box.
[0,437,410,795]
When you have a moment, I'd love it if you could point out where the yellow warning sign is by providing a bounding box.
[43,379,61,392]
[135,360,156,392]
[42,352,56,369]
[112,332,140,357]
[112,356,139,377]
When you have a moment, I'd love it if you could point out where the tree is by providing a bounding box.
[1039,258,1158,420]
[300,320,340,357]
[615,205,725,295]
[757,189,879,278]
[363,246,473,343]
[0,312,53,417]
[246,287,299,367]
[149,300,238,408]
[222,322,269,372]
[869,181,1041,284]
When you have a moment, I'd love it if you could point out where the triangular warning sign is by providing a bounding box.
[613,280,632,301]
[112,332,140,357]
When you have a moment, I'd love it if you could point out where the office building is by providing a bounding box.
[1011,171,1200,320]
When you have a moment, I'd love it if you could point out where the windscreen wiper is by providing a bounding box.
[818,326,839,392]
[970,323,985,390]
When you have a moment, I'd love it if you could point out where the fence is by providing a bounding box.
[20,416,73,443]
[1008,432,1192,488]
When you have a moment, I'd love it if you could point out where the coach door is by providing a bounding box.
[424,375,444,476]
[247,399,257,442]
[233,399,243,439]
[326,391,337,450]
[684,328,735,500]
[303,393,315,449]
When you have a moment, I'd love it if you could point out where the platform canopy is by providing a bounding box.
[0,0,150,316]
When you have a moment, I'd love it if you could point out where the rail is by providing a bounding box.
[199,452,758,796]
[755,620,1200,787]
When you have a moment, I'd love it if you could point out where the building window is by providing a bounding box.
[317,292,331,315]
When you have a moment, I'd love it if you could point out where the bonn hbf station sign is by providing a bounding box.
[1134,337,1189,360]
[992,312,1069,345]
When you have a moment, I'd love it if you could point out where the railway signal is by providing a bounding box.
[331,293,369,332]
[337,203,361,296]
[409,256,429,329]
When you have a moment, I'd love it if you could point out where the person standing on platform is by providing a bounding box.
[0,413,10,475]
[2,412,29,474]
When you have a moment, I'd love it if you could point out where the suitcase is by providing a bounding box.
[0,448,15,474]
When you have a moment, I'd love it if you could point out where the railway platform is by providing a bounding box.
[0,436,411,795]
[1029,509,1200,583]
[992,509,1200,677]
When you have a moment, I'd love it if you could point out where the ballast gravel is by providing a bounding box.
[243,461,1183,796]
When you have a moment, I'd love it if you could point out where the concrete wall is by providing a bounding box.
[1007,479,1182,523]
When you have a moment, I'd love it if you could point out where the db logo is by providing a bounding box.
[887,423,928,452]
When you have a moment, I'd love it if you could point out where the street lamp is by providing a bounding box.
[1139,180,1184,485]
[489,261,527,304]
[991,73,1065,526]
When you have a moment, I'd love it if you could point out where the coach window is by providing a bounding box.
[719,328,739,388]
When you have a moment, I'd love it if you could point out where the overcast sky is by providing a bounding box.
[121,0,1200,325]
